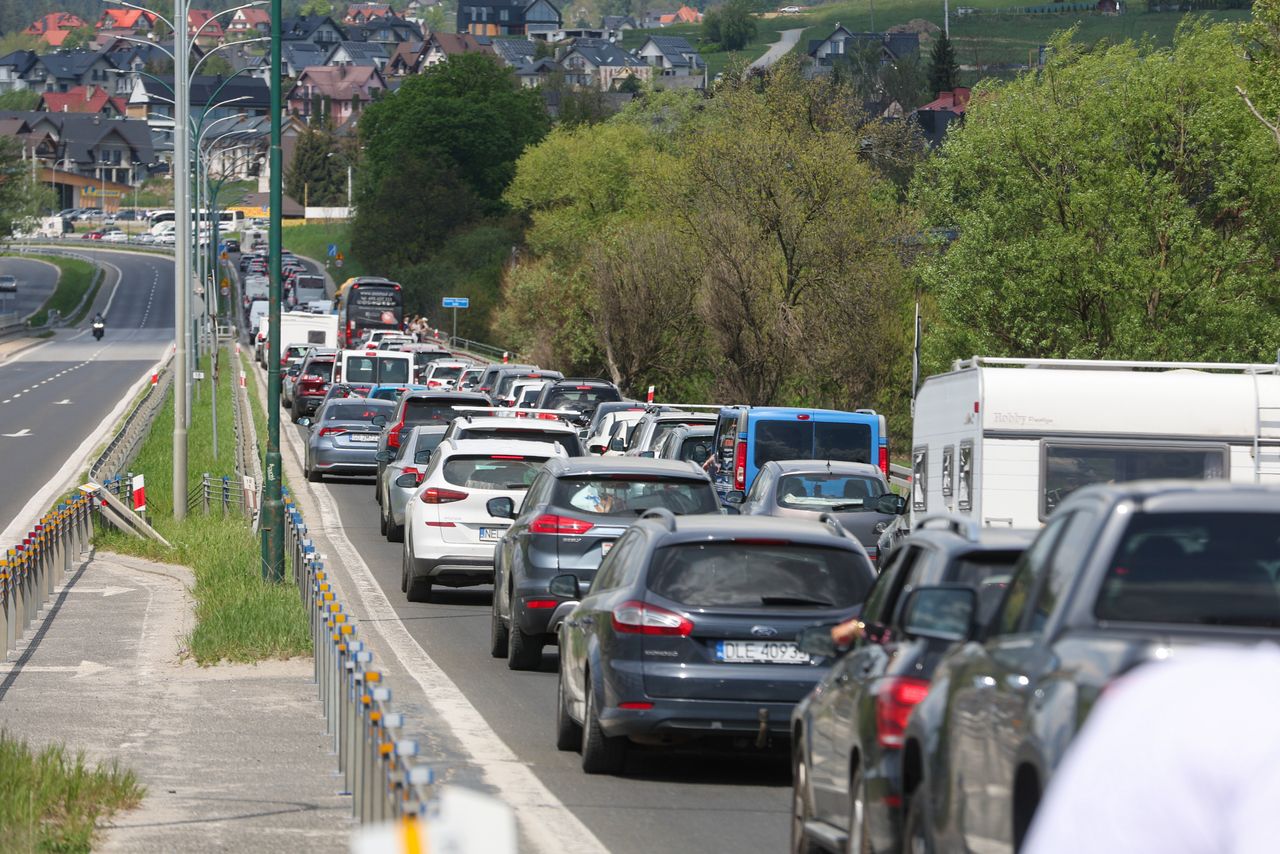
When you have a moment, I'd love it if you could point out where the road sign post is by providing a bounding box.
[441,297,469,346]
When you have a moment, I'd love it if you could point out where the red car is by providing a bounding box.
[81,231,104,240]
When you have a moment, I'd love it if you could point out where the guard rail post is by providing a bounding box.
[19,541,33,633]
[364,683,390,823]
[357,670,382,822]
[222,476,230,516]
[347,651,372,802]
[202,473,211,514]
[57,505,70,588]
[0,557,10,657]
[338,640,364,763]
[331,622,354,737]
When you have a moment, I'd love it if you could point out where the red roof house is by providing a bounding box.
[24,13,88,46]
[38,85,128,117]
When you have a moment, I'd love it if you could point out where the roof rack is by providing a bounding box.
[817,513,852,540]
[646,403,724,411]
[639,507,677,531]
[952,355,1280,374]
[913,513,980,542]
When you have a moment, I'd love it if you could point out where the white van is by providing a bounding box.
[248,300,269,333]
[336,348,413,388]
[149,220,176,237]
[909,356,1280,528]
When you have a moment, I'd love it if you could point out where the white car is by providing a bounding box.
[101,231,129,243]
[587,409,647,455]
[402,439,566,602]
[423,360,472,391]
[441,414,584,457]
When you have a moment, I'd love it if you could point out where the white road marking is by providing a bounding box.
[3,428,32,437]
[63,585,133,597]
[0,660,112,679]
[53,399,72,405]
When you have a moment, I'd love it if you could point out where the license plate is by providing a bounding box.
[478,527,503,542]
[715,641,809,665]
[349,434,378,443]
[601,541,615,556]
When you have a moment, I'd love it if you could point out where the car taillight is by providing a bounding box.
[611,600,693,636]
[318,427,346,437]
[387,421,405,449]
[618,701,654,710]
[536,413,559,421]
[428,380,441,388]
[420,487,467,504]
[875,677,930,749]
[878,445,889,479]
[733,440,746,490]
[529,514,594,535]
[525,599,558,609]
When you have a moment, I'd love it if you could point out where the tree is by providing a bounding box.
[927,32,959,97]
[704,0,756,50]
[0,90,39,110]
[0,138,56,237]
[60,24,98,50]
[911,27,1280,371]
[285,124,347,207]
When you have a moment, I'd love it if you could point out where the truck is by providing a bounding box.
[257,312,338,366]
[908,355,1280,528]
[243,274,269,302]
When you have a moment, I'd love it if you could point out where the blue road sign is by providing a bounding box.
[327,243,338,257]
[442,297,470,309]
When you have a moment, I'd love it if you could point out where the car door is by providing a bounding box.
[739,464,775,514]
[498,472,553,620]
[809,545,923,819]
[563,530,642,717]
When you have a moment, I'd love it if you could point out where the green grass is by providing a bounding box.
[9,254,98,328]
[621,18,800,78]
[281,220,367,280]
[95,347,310,664]
[239,350,270,467]
[0,730,143,854]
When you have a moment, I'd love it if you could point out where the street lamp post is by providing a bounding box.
[261,0,285,580]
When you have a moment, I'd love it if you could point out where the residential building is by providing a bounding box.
[95,9,158,37]
[515,56,561,87]
[458,0,562,38]
[325,41,389,70]
[347,13,423,46]
[602,15,638,33]
[422,32,489,67]
[129,75,270,158]
[806,25,920,64]
[24,13,88,48]
[30,50,131,96]
[0,110,154,208]
[643,5,701,26]
[225,45,271,81]
[635,35,705,76]
[914,86,970,147]
[227,8,272,36]
[287,65,386,127]
[38,85,127,117]
[385,40,427,77]
[490,37,537,68]
[558,39,648,90]
[0,51,41,93]
[344,3,394,25]
[281,15,347,47]
[283,42,330,78]
[188,10,227,44]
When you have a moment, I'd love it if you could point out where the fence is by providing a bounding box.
[448,336,510,364]
[0,495,96,658]
[890,462,912,493]
[89,359,174,483]
[282,486,435,822]
[186,473,258,519]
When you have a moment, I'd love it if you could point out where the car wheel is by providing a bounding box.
[847,764,871,854]
[386,512,404,544]
[507,619,543,671]
[375,475,382,505]
[903,783,937,854]
[290,407,300,424]
[379,499,388,536]
[404,538,432,603]
[307,462,322,483]
[580,679,626,775]
[555,669,581,751]
[489,590,509,658]
[791,755,820,854]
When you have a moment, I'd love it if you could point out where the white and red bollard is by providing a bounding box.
[647,385,655,404]
[131,474,146,514]
[151,373,159,386]
[239,370,246,389]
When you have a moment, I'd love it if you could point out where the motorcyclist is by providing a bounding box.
[92,312,105,339]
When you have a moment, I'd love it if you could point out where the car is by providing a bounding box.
[81,231,104,240]
[290,349,339,421]
[652,424,715,465]
[401,439,566,602]
[101,231,129,243]
[789,519,1035,854]
[422,360,471,391]
[400,345,455,383]
[488,456,722,670]
[223,238,240,253]
[442,414,585,457]
[376,335,416,351]
[513,380,549,408]
[901,481,1280,854]
[624,407,720,457]
[299,397,396,482]
[0,275,17,293]
[583,401,645,442]
[155,232,176,245]
[780,4,802,12]
[377,425,448,542]
[733,460,905,562]
[369,383,428,403]
[458,367,484,391]
[373,390,493,490]
[281,363,304,409]
[474,363,538,399]
[554,514,878,774]
[492,368,565,407]
[585,406,649,455]
[531,379,622,425]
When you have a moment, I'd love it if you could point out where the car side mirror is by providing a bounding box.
[637,450,656,459]
[548,573,581,600]
[297,417,312,427]
[609,436,625,451]
[588,441,606,455]
[901,586,976,643]
[375,450,392,462]
[795,624,837,658]
[877,493,908,515]
[724,490,745,506]
[394,473,418,488]
[487,496,515,519]
[371,414,387,427]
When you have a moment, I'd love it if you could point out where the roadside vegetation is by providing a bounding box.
[95,348,310,664]
[282,220,368,279]
[12,254,99,328]
[0,730,142,854]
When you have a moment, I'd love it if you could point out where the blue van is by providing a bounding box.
[710,406,889,501]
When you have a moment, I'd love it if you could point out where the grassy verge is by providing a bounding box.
[621,20,797,78]
[281,220,367,280]
[7,254,97,328]
[95,347,310,664]
[0,730,143,854]
[240,350,269,458]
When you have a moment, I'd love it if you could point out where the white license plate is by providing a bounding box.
[601,541,615,556]
[349,434,378,443]
[478,527,503,542]
[715,641,809,665]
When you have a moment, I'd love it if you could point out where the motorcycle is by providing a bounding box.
[92,321,104,341]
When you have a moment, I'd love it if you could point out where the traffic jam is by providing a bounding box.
[246,259,1280,854]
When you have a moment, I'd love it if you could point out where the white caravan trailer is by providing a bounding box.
[910,356,1280,528]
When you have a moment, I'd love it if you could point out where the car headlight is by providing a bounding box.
[874,521,889,534]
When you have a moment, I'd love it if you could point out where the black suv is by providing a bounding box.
[902,482,1280,854]
[487,456,720,670]
[790,518,1034,854]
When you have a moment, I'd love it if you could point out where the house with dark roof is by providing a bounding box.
[347,13,423,46]
[38,85,127,117]
[0,110,154,206]
[30,50,130,96]
[385,40,427,77]
[287,65,386,127]
[282,15,347,47]
[516,56,561,87]
[225,44,271,81]
[326,41,389,70]
[914,86,970,147]
[458,0,561,38]
[490,37,537,68]
[128,75,270,156]
[634,35,705,76]
[0,51,41,93]
[558,38,648,90]
[422,32,489,67]
[807,25,919,65]
[602,15,638,32]
[283,42,330,78]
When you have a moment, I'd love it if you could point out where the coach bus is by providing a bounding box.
[335,276,405,348]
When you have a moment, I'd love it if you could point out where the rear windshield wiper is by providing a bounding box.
[830,503,869,512]
[759,595,836,607]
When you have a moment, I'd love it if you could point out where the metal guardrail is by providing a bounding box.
[448,336,511,364]
[89,358,174,483]
[282,489,435,821]
[0,495,95,658]
[187,473,258,518]
[890,462,912,492]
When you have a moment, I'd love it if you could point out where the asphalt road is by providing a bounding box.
[0,257,59,321]
[0,249,173,539]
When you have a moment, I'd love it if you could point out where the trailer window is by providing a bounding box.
[1042,443,1227,518]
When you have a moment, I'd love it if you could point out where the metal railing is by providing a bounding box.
[89,359,174,483]
[890,462,912,492]
[186,473,258,518]
[448,336,512,364]
[0,495,96,658]
[282,487,435,821]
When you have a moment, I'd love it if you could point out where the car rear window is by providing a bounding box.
[326,403,388,421]
[1095,513,1280,627]
[370,388,401,402]
[679,435,714,464]
[441,456,548,490]
[753,420,873,468]
[404,399,474,424]
[544,386,621,410]
[648,543,870,609]
[458,428,582,456]
[946,551,1022,625]
[552,476,718,516]
[431,365,465,380]
[305,361,334,380]
[409,432,445,463]
[775,473,887,511]
[651,418,713,449]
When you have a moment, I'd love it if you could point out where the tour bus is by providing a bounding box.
[335,276,405,348]
[909,355,1280,528]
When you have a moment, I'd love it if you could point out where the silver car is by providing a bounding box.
[377,424,447,542]
[731,459,905,563]
[300,397,395,482]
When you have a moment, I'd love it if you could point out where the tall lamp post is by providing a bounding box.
[261,0,285,581]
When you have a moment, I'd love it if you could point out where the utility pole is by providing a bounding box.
[261,0,285,581]
[173,0,191,520]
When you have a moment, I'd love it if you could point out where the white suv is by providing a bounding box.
[402,439,566,602]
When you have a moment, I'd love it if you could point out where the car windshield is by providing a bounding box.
[553,476,718,516]
[441,456,548,490]
[370,388,401,402]
[326,403,388,421]
[458,428,581,456]
[306,361,334,380]
[775,473,887,511]
[1095,513,1280,627]
[648,542,870,609]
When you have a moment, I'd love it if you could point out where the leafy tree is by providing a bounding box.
[704,0,756,50]
[422,5,448,33]
[0,32,41,55]
[60,24,97,50]
[285,123,347,207]
[927,32,959,96]
[702,9,722,45]
[911,27,1280,370]
[298,0,334,14]
[0,138,56,235]
[200,53,235,77]
[0,90,39,110]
